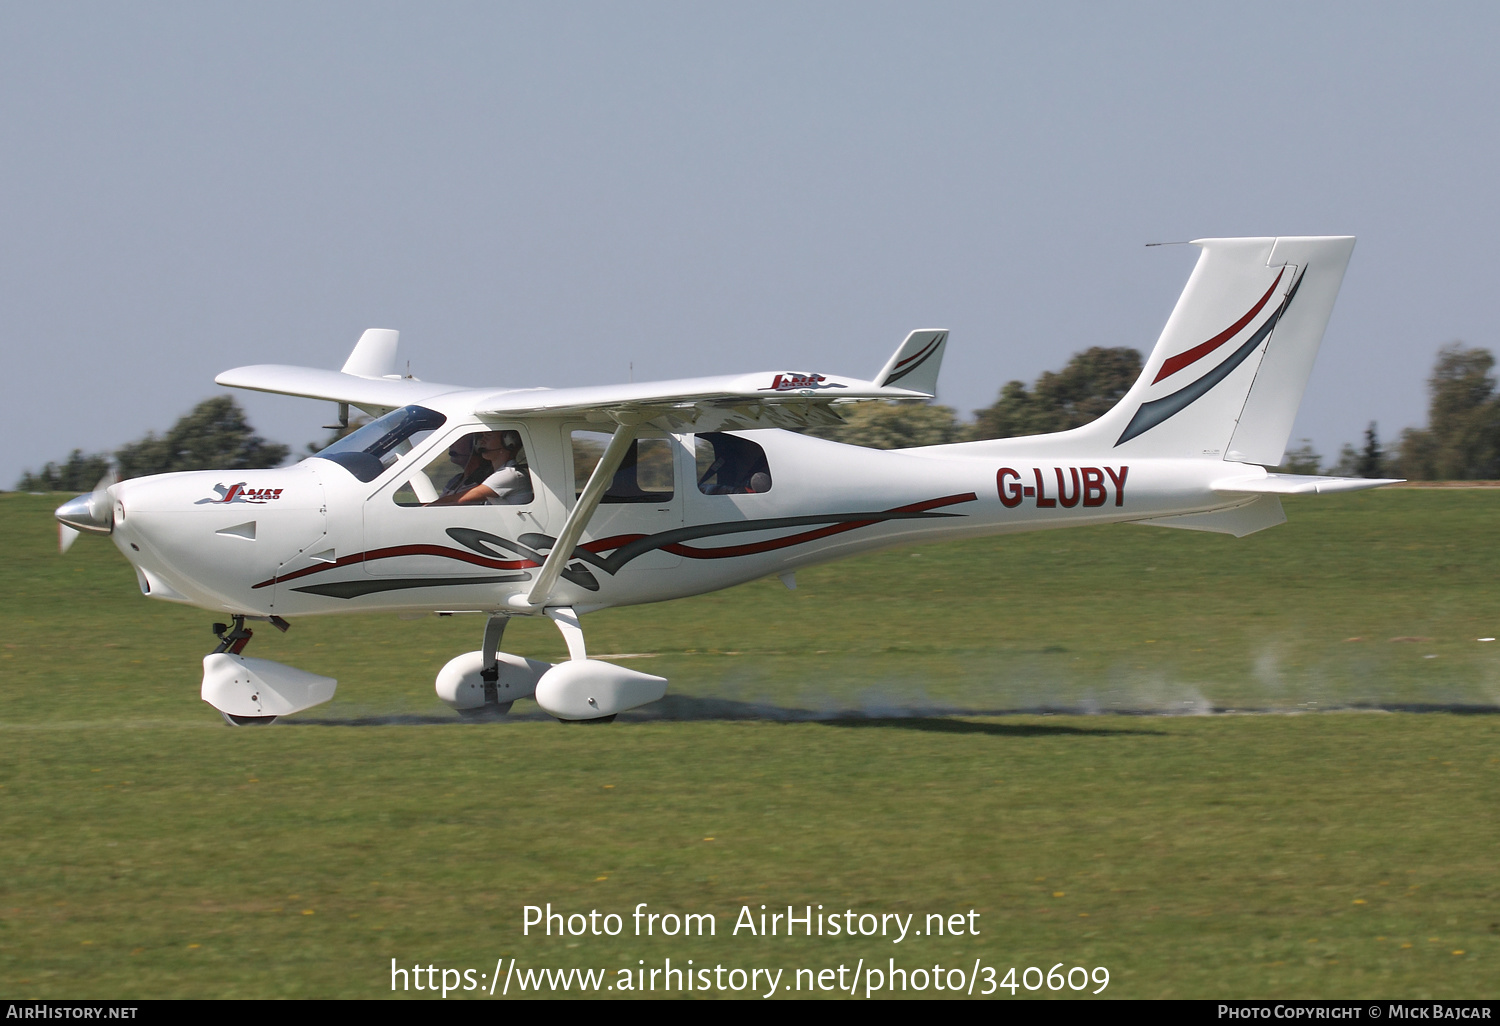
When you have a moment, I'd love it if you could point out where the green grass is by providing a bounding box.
[0,491,1496,998]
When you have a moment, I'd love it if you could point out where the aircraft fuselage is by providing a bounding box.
[109,418,1247,621]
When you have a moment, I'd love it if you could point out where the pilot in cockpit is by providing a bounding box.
[437,434,489,499]
[429,430,534,506]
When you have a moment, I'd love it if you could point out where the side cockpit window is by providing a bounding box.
[695,433,772,494]
[392,428,534,506]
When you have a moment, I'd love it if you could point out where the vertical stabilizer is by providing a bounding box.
[944,237,1351,463]
[340,328,401,379]
[1100,236,1355,462]
[921,237,1354,463]
[874,330,948,395]
[1095,236,1351,462]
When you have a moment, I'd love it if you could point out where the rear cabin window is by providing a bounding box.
[571,431,675,503]
[694,433,772,494]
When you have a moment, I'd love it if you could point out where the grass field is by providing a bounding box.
[1,489,1496,999]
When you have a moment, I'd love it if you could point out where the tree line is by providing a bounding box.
[16,397,289,493]
[16,343,1500,490]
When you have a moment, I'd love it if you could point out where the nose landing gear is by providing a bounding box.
[203,615,334,726]
[211,615,286,724]
[211,614,291,655]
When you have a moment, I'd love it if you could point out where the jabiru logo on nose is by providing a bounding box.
[195,482,284,505]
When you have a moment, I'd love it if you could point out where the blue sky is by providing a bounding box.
[5,3,1498,483]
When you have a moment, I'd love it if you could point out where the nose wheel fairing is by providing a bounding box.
[200,615,337,723]
[201,653,337,721]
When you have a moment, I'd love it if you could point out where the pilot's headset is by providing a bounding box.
[500,430,525,465]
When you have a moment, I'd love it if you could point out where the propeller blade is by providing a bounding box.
[59,523,81,554]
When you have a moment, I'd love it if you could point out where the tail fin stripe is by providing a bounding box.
[882,338,942,385]
[1153,268,1284,383]
[1116,268,1304,447]
[891,338,940,371]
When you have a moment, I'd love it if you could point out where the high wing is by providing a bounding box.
[215,330,461,417]
[216,327,947,611]
[471,370,934,432]
[214,363,461,414]
[216,328,945,431]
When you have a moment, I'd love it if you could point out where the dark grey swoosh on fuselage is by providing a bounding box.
[292,574,531,599]
[458,507,968,579]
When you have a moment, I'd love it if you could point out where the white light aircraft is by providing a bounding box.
[56,236,1397,724]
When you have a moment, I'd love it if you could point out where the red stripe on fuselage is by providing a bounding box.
[253,493,979,587]
[662,492,978,560]
[252,544,537,589]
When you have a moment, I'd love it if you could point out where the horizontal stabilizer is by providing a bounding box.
[1212,473,1403,495]
[1133,494,1286,537]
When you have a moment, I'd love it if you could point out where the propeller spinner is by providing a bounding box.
[55,469,118,553]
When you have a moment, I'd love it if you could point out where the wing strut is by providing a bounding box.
[524,416,643,608]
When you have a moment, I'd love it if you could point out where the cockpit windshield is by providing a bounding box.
[310,405,447,483]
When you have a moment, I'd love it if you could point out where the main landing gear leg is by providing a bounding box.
[544,606,616,724]
[545,606,588,661]
[436,615,549,718]
[467,614,515,717]
[210,615,290,726]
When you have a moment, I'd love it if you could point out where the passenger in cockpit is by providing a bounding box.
[697,432,773,494]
